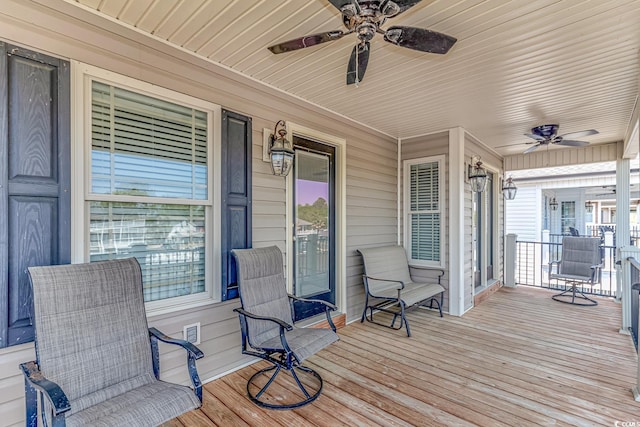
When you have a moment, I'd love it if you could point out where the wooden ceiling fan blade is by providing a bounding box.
[347,42,370,85]
[524,143,541,154]
[328,0,356,11]
[268,30,346,54]
[383,26,456,54]
[559,129,599,140]
[524,133,546,141]
[557,139,589,147]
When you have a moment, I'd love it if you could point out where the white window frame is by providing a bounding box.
[403,155,445,268]
[71,62,221,316]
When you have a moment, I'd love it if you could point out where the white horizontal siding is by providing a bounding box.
[505,186,540,241]
[504,143,619,171]
[0,3,397,424]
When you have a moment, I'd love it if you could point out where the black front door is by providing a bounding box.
[292,136,336,321]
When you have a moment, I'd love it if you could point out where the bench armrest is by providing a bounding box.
[408,266,445,284]
[363,275,405,289]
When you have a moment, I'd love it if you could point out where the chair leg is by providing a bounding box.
[400,301,411,337]
[360,294,369,323]
[426,296,443,317]
[24,379,38,427]
[247,364,323,410]
[552,283,598,306]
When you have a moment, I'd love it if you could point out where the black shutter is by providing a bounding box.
[221,110,252,300]
[0,42,71,348]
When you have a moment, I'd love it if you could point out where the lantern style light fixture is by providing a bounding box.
[502,176,517,200]
[549,197,558,211]
[267,120,294,176]
[468,156,488,193]
[584,200,594,213]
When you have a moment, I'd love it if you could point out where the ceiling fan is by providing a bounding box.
[516,124,599,154]
[267,0,457,85]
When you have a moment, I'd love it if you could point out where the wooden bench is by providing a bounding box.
[357,245,445,337]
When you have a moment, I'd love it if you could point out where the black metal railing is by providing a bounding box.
[515,240,617,297]
[629,256,640,350]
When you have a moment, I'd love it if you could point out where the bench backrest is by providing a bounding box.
[357,246,413,294]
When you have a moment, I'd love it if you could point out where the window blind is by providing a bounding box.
[409,161,440,262]
[91,81,207,200]
[89,81,209,302]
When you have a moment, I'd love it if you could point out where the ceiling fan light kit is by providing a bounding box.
[267,1,457,85]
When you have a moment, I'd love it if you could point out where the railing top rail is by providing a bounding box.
[516,240,562,245]
[628,256,640,271]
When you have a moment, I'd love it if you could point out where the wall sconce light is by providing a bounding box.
[468,156,488,193]
[549,197,558,211]
[502,176,517,200]
[267,120,294,177]
[585,200,594,213]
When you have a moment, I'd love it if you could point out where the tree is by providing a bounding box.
[297,197,328,230]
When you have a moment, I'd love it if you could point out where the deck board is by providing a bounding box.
[169,286,639,426]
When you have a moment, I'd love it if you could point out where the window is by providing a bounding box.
[404,156,444,267]
[76,64,221,313]
[561,201,576,234]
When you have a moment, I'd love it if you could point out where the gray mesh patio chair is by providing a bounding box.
[550,236,603,306]
[20,258,204,427]
[232,246,339,409]
[357,245,445,337]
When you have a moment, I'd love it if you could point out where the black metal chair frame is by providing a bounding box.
[549,238,603,307]
[361,266,444,337]
[234,295,337,410]
[549,269,602,306]
[20,326,203,426]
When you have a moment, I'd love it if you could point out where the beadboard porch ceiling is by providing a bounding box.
[50,0,640,156]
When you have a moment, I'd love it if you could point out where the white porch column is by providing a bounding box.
[617,142,632,330]
[504,234,517,287]
[448,127,465,316]
[619,249,640,335]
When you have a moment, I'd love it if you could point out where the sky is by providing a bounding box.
[296,179,328,206]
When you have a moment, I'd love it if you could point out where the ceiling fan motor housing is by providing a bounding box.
[532,124,559,138]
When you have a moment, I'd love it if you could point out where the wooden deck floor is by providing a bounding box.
[170,286,639,426]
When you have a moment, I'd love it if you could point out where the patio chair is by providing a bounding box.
[549,236,602,306]
[20,258,204,427]
[357,245,445,337]
[232,246,339,409]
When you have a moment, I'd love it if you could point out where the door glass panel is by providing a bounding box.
[294,150,330,297]
[561,201,576,234]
